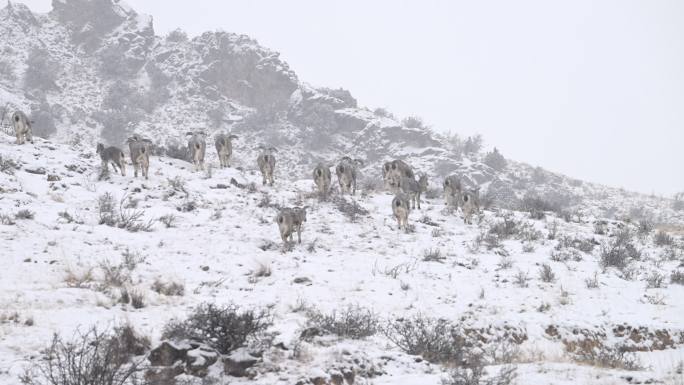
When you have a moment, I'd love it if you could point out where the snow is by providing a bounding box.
[1,1,683,383]
[0,134,682,384]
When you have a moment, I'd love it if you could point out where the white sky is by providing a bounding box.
[9,0,684,195]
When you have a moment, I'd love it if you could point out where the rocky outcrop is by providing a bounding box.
[146,340,220,380]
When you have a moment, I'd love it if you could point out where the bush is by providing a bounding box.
[654,231,674,247]
[402,116,427,129]
[520,193,563,219]
[514,270,529,288]
[373,107,393,118]
[162,303,271,354]
[568,343,641,370]
[442,358,516,385]
[538,264,556,283]
[305,305,379,339]
[463,135,483,156]
[645,272,667,289]
[383,315,466,365]
[166,28,188,43]
[158,214,177,228]
[673,193,684,211]
[670,270,684,285]
[637,219,654,236]
[556,235,596,254]
[0,155,20,175]
[151,278,185,296]
[484,147,507,171]
[14,209,35,220]
[97,193,155,232]
[550,247,582,262]
[334,196,369,222]
[161,142,188,161]
[423,248,445,263]
[20,326,146,385]
[600,229,641,271]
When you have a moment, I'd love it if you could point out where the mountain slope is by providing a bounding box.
[0,1,683,385]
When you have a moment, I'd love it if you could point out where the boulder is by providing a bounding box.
[148,341,191,366]
[223,347,259,377]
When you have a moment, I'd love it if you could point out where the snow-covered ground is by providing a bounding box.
[1,135,683,384]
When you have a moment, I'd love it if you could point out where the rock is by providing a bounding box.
[144,362,184,385]
[47,174,61,182]
[148,341,191,366]
[25,167,46,175]
[223,348,259,377]
[300,327,322,341]
[186,345,219,377]
[293,277,312,285]
[330,372,344,385]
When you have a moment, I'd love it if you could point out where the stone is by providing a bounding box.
[223,347,259,377]
[186,345,219,377]
[148,341,191,366]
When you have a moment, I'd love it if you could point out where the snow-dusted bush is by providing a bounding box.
[161,142,188,161]
[334,196,369,222]
[556,235,596,254]
[14,209,35,220]
[151,278,185,296]
[520,193,563,219]
[538,264,556,283]
[463,135,483,156]
[402,115,427,129]
[0,155,20,175]
[654,230,674,246]
[165,28,188,43]
[373,107,393,118]
[671,270,684,285]
[550,247,582,262]
[20,326,147,385]
[599,229,641,272]
[97,193,155,232]
[442,359,516,385]
[645,272,667,289]
[305,305,379,340]
[673,193,684,211]
[383,315,465,364]
[162,303,272,354]
[567,343,641,370]
[484,147,507,171]
[423,248,445,263]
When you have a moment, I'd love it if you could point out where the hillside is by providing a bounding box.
[1,1,683,385]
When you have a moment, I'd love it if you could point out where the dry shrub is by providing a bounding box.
[305,305,379,340]
[162,303,271,354]
[20,326,148,385]
[151,278,185,296]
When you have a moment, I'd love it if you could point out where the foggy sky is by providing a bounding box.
[9,0,684,195]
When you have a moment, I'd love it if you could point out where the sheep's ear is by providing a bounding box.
[229,134,239,139]
[269,147,278,153]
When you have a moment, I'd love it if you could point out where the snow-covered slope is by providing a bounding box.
[1,1,684,384]
[1,134,683,384]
